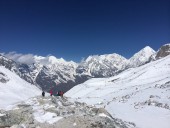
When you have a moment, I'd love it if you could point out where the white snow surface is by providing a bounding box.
[66,55,170,128]
[0,66,41,109]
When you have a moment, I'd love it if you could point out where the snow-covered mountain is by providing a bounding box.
[65,54,170,128]
[0,54,90,92]
[1,44,169,92]
[76,53,128,77]
[128,46,156,68]
[30,55,79,90]
[0,66,40,109]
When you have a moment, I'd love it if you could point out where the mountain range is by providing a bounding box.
[0,44,170,92]
[0,43,170,128]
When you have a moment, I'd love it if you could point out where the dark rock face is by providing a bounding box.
[50,75,90,93]
[156,44,170,59]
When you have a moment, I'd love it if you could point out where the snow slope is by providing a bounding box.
[66,55,170,128]
[0,66,41,109]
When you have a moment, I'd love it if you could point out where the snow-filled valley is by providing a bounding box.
[66,55,170,128]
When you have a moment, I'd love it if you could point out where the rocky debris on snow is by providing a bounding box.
[0,96,136,128]
[155,81,170,89]
[0,72,9,83]
[134,99,170,110]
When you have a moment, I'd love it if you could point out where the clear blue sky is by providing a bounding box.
[0,0,170,62]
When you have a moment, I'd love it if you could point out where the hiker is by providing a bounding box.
[42,91,45,97]
[59,91,64,97]
[50,89,53,96]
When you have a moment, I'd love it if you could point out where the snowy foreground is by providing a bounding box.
[66,55,170,128]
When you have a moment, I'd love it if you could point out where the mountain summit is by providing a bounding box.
[128,46,156,68]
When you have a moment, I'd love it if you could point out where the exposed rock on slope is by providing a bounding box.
[155,44,170,59]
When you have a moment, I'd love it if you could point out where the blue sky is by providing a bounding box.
[0,0,170,62]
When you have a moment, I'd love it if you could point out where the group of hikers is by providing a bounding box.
[42,90,64,97]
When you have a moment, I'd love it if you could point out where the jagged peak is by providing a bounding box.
[85,53,127,62]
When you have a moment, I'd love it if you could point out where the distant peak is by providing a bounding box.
[137,46,156,54]
[143,46,152,49]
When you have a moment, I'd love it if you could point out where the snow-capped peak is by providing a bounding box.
[85,53,127,62]
[128,46,156,68]
[77,53,128,77]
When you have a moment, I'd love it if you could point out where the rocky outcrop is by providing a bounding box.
[155,44,170,59]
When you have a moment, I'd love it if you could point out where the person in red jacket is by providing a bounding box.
[50,89,53,96]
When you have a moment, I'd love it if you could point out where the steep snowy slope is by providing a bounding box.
[128,46,156,68]
[66,55,170,128]
[0,66,41,109]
